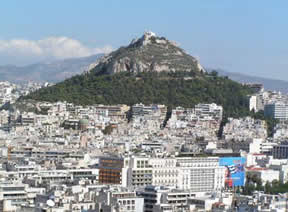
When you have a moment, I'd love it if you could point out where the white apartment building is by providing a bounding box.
[122,156,226,193]
[131,103,167,120]
[249,138,277,155]
[122,157,153,187]
[176,157,225,192]
[249,95,258,112]
[150,158,178,187]
[0,182,45,210]
[113,192,144,212]
[138,186,195,212]
[195,103,223,120]
[5,168,99,184]
[247,168,279,184]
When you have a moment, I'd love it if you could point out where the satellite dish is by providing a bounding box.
[47,199,55,207]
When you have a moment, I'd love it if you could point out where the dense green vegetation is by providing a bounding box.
[263,180,288,194]
[21,70,253,118]
[242,173,288,195]
[242,173,264,195]
[102,124,114,135]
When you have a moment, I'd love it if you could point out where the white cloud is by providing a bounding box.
[0,37,113,63]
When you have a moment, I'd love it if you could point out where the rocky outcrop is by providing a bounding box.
[91,32,205,75]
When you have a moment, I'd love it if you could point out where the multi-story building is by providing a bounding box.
[122,157,153,187]
[249,95,258,112]
[131,103,167,121]
[5,168,99,184]
[94,104,130,120]
[20,112,35,126]
[264,103,288,120]
[272,142,288,159]
[122,156,226,193]
[112,191,144,212]
[63,119,80,130]
[150,158,178,187]
[249,138,277,156]
[0,182,45,210]
[194,103,223,120]
[176,157,225,192]
[138,186,196,212]
[98,157,124,184]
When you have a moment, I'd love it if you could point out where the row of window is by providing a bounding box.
[118,199,135,205]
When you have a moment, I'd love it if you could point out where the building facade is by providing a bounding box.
[264,103,288,120]
[122,156,226,193]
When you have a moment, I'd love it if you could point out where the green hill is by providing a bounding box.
[21,70,252,118]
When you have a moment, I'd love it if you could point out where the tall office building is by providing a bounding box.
[264,103,288,120]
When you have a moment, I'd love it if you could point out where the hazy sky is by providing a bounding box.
[1,0,288,80]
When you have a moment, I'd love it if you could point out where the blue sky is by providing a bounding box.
[1,0,288,80]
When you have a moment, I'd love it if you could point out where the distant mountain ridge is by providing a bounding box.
[215,70,288,93]
[0,54,103,83]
